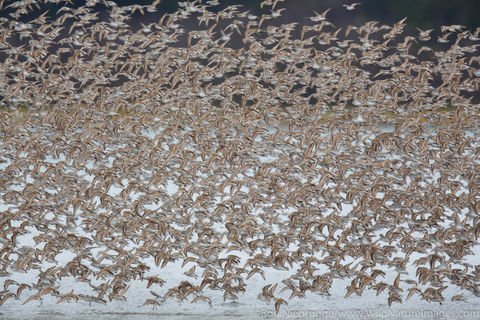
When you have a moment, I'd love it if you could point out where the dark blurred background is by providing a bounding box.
[2,0,479,32]
[185,0,480,32]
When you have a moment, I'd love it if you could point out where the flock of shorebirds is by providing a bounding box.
[1,0,480,313]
